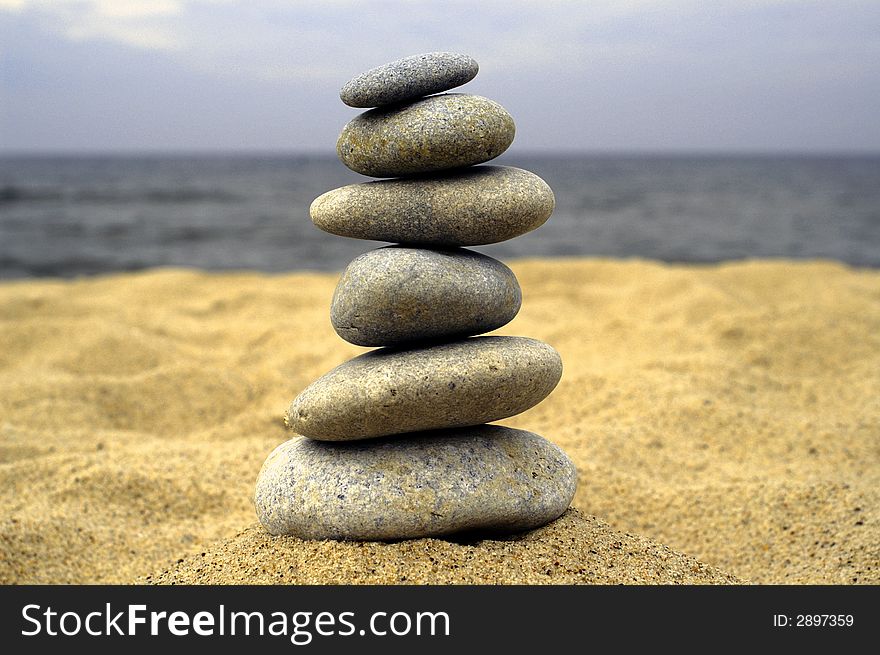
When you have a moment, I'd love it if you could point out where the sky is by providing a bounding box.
[1,0,879,154]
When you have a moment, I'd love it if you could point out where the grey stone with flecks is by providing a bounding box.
[286,336,562,441]
[254,425,578,540]
[337,94,515,178]
[340,52,479,108]
[311,166,554,246]
[331,246,521,347]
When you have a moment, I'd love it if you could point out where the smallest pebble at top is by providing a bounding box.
[340,52,479,108]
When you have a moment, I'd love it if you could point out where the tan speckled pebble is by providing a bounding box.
[286,336,562,440]
[254,425,577,540]
[331,246,521,346]
[311,166,554,246]
[337,94,515,177]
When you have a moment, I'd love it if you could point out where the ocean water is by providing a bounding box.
[0,154,878,278]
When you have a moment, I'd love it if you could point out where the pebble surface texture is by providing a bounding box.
[254,426,578,540]
[339,52,479,108]
[311,166,555,246]
[259,53,573,543]
[337,94,515,177]
[286,336,563,441]
[331,246,521,346]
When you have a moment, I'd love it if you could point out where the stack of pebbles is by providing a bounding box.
[255,53,577,541]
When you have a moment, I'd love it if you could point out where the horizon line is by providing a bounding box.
[2,148,879,159]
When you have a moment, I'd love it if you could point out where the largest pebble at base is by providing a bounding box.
[254,425,578,541]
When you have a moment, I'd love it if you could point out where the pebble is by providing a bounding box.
[340,52,479,108]
[254,425,578,540]
[331,246,521,346]
[337,94,515,177]
[311,166,555,246]
[286,336,562,440]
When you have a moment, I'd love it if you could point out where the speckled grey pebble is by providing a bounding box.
[311,166,554,246]
[254,425,578,540]
[287,336,562,441]
[340,52,479,108]
[331,246,520,347]
[337,94,515,178]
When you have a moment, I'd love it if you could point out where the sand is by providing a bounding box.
[149,510,738,584]
[0,259,877,584]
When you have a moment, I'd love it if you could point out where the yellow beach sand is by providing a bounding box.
[1,259,877,584]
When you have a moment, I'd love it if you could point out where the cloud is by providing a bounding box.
[5,1,873,86]
[0,0,182,16]
[1,0,183,49]
[2,0,879,151]
[0,1,707,75]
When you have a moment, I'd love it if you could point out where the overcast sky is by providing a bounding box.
[1,0,879,153]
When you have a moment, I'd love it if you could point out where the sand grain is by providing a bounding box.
[1,259,877,584]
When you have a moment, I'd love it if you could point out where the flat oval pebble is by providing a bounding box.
[337,94,515,177]
[340,52,478,108]
[286,336,562,441]
[311,166,555,246]
[254,425,578,540]
[331,246,521,347]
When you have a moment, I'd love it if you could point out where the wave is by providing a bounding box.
[0,185,241,205]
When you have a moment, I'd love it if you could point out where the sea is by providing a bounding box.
[1,154,878,278]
